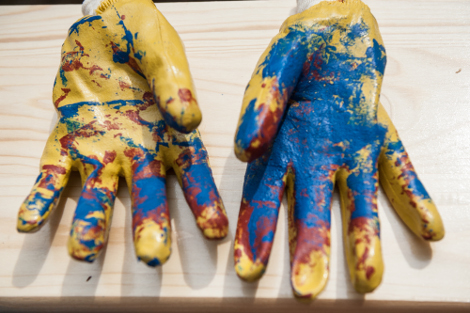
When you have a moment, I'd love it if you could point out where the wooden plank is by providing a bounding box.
[0,0,469,305]
[2,298,470,312]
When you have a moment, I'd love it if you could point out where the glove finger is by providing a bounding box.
[68,164,119,262]
[378,104,444,241]
[337,167,383,294]
[129,153,171,267]
[234,154,287,282]
[172,134,228,240]
[234,31,308,163]
[287,166,335,299]
[18,158,71,232]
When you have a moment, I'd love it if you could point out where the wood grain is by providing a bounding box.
[0,0,469,307]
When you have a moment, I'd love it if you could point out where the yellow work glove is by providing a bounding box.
[233,0,444,298]
[17,0,228,266]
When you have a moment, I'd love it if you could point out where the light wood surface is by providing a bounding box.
[0,0,469,306]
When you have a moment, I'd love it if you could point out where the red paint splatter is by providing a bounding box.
[235,201,257,263]
[176,146,205,170]
[62,57,84,72]
[365,266,375,279]
[37,164,67,189]
[348,217,378,235]
[143,92,154,103]
[178,89,193,102]
[124,147,144,160]
[119,81,131,90]
[124,110,143,125]
[347,188,356,213]
[88,65,103,75]
[59,121,104,155]
[102,120,120,131]
[132,203,169,232]
[234,179,286,267]
[54,88,71,107]
[42,164,67,175]
[134,160,163,180]
[174,88,199,114]
[348,217,379,280]
[103,151,117,164]
[61,41,103,78]
[91,80,102,87]
[75,40,85,51]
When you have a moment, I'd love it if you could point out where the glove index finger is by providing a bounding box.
[234,155,287,282]
[378,104,444,241]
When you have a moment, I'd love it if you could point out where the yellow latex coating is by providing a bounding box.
[233,0,443,300]
[17,0,228,266]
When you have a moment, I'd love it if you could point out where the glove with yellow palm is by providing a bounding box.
[17,0,228,266]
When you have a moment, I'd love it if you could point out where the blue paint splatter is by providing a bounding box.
[68,15,102,36]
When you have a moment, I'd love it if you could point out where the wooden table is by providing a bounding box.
[1,0,469,311]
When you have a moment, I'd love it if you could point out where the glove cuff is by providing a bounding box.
[82,0,106,15]
[296,0,336,13]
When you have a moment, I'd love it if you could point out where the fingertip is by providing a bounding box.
[202,223,228,240]
[422,219,445,242]
[349,236,384,294]
[68,220,105,263]
[427,229,445,242]
[137,249,170,267]
[234,261,266,282]
[234,143,250,163]
[417,201,445,242]
[177,113,202,134]
[139,256,164,267]
[17,219,41,233]
[196,202,229,240]
[188,109,202,131]
[234,245,266,282]
[161,109,201,134]
[134,220,171,267]
[69,250,98,263]
[17,191,57,233]
[160,93,202,134]
[353,265,383,294]
[17,207,45,233]
[290,251,330,299]
[68,240,99,263]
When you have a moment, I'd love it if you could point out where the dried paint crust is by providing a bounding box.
[234,0,444,299]
[17,0,228,266]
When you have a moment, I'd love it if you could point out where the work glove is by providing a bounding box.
[17,0,228,266]
[233,0,444,298]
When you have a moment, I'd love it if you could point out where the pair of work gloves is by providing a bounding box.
[18,0,444,299]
